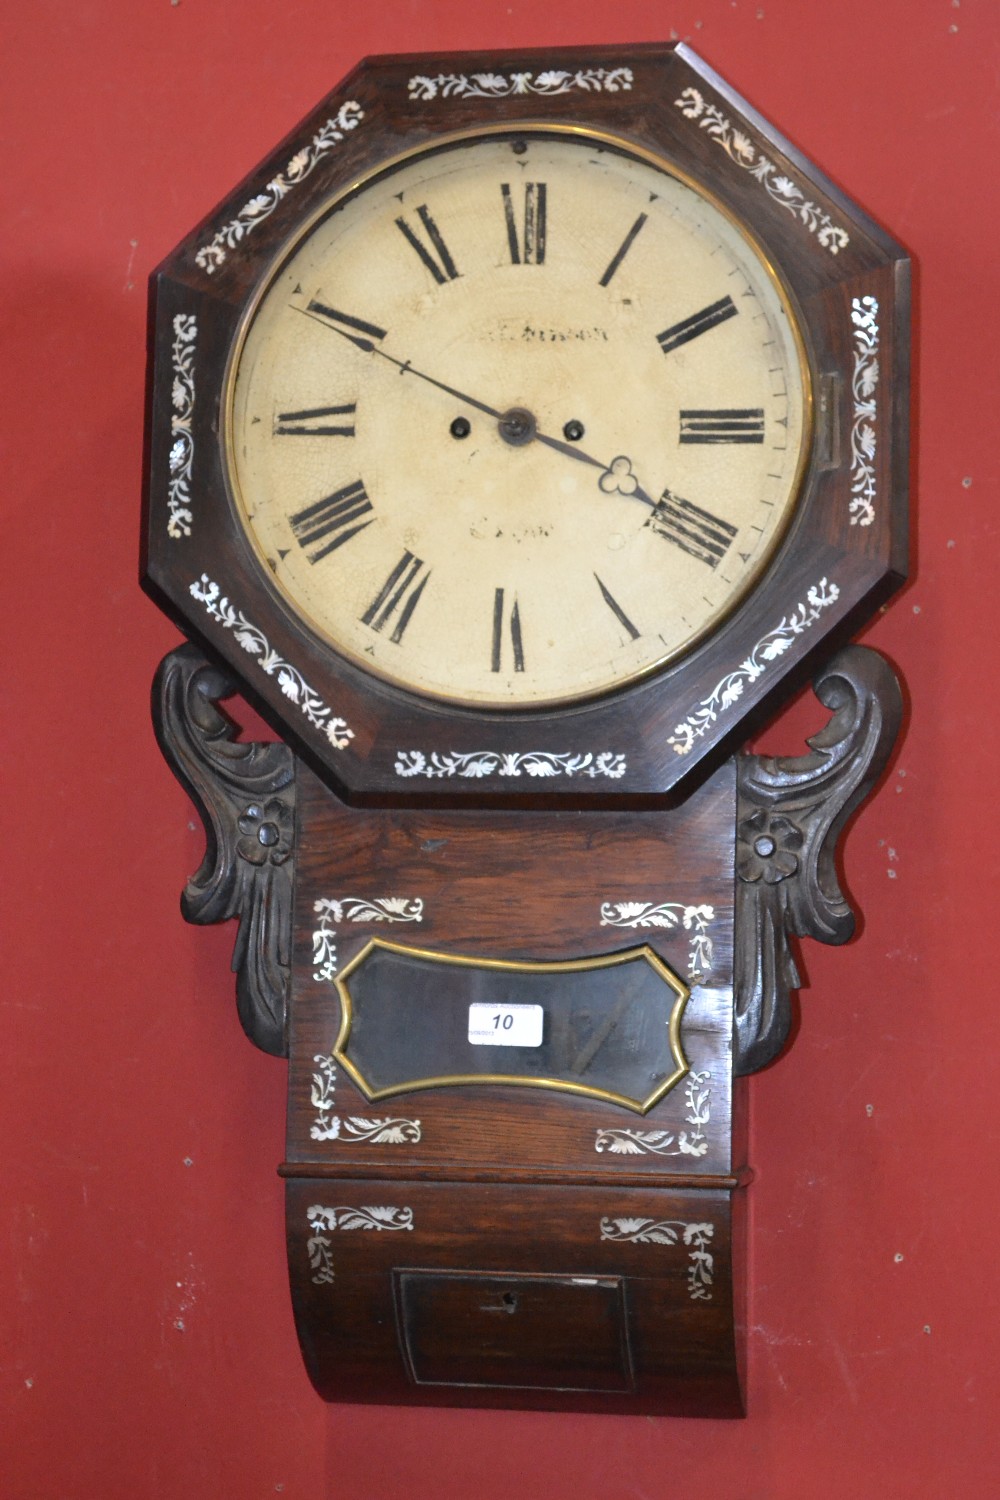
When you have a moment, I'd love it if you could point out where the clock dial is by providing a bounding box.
[227,128,810,708]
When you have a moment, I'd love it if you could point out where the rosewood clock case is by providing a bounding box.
[145,41,908,1416]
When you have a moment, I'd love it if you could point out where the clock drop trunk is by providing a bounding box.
[281,761,747,1417]
[153,637,898,1417]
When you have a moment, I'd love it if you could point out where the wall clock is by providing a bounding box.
[144,42,907,1415]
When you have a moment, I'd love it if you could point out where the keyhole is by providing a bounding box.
[480,1288,520,1315]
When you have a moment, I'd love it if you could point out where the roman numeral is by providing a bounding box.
[289,480,373,563]
[657,296,738,355]
[491,588,525,673]
[395,205,460,284]
[304,301,387,351]
[598,213,648,287]
[647,488,738,569]
[502,183,547,265]
[679,408,765,444]
[362,552,430,643]
[594,575,640,641]
[274,403,356,437]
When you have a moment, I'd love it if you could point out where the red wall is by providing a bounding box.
[4,2,997,1495]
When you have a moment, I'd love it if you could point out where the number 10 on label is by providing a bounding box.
[468,1002,544,1048]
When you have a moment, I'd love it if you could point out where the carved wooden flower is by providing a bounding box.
[236,798,293,866]
[736,810,803,884]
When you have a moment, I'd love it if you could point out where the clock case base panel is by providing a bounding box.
[152,640,901,1417]
[284,1177,747,1417]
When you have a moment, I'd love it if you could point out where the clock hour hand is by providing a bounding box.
[300,297,657,507]
[594,455,656,509]
[517,421,657,510]
[484,405,657,512]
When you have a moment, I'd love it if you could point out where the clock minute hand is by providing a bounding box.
[301,298,657,508]
[299,300,506,423]
[374,345,509,424]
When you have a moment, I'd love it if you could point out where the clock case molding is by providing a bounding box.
[145,42,908,1416]
[142,40,909,807]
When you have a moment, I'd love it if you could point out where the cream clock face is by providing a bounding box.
[227,128,810,709]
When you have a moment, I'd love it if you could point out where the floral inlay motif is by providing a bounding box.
[236,798,293,867]
[408,68,633,101]
[595,1070,711,1158]
[312,896,424,984]
[195,103,364,274]
[850,296,880,527]
[599,1217,715,1300]
[674,88,849,255]
[311,1061,422,1146]
[599,902,714,977]
[167,314,196,539]
[666,579,840,757]
[306,1203,414,1286]
[737,809,803,885]
[395,750,626,780]
[189,576,353,749]
[310,1054,339,1141]
[309,896,424,1145]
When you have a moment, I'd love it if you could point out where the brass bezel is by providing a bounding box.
[331,938,690,1116]
[222,121,815,715]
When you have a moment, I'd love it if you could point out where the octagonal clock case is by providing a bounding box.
[145,42,908,1416]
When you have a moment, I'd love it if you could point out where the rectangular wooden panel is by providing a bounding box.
[395,1270,633,1393]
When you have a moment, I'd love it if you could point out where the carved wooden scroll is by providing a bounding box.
[153,644,294,1056]
[734,646,902,1075]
